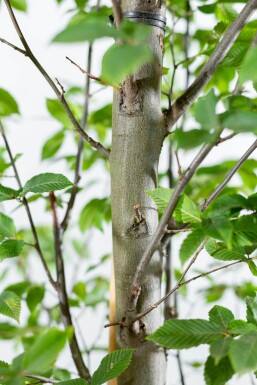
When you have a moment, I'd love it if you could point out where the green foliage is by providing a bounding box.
[91,350,134,385]
[0,291,21,322]
[180,229,206,264]
[22,173,73,194]
[0,88,19,117]
[239,46,257,86]
[194,89,218,130]
[42,131,65,160]
[22,328,67,374]
[101,43,153,85]
[204,355,234,385]
[147,319,223,349]
[79,198,111,232]
[229,332,257,374]
[10,0,27,11]
[0,240,24,261]
[208,305,234,328]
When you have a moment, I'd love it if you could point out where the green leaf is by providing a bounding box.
[147,319,223,349]
[0,240,24,261]
[101,43,153,85]
[204,355,234,385]
[222,111,257,133]
[42,131,65,160]
[22,173,73,194]
[0,213,16,240]
[72,282,86,301]
[229,332,257,374]
[248,260,257,277]
[239,46,257,85]
[53,16,117,43]
[174,129,215,150]
[179,229,205,264]
[55,379,88,385]
[0,291,21,323]
[146,187,172,214]
[174,194,202,224]
[208,305,234,328]
[0,88,19,117]
[0,185,20,202]
[205,239,246,261]
[246,296,257,326]
[46,99,73,129]
[203,216,233,247]
[79,198,111,232]
[22,328,67,374]
[10,0,27,11]
[91,350,134,385]
[228,320,257,335]
[210,336,233,364]
[194,89,218,130]
[26,285,45,313]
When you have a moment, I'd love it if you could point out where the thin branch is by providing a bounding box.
[126,131,222,323]
[25,374,58,384]
[3,0,110,158]
[176,351,186,385]
[49,192,91,381]
[66,56,120,90]
[134,253,255,321]
[174,149,183,180]
[0,36,27,55]
[201,138,257,210]
[55,78,65,99]
[0,120,56,289]
[111,0,123,27]
[166,0,257,130]
[61,44,93,232]
[216,132,237,144]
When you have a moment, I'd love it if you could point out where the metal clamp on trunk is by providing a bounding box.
[123,11,166,31]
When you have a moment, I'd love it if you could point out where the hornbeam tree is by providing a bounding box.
[2,0,257,384]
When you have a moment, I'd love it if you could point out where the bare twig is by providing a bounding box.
[174,149,183,180]
[55,78,65,99]
[166,0,257,130]
[126,131,222,323]
[61,45,93,232]
[3,0,109,158]
[66,56,120,90]
[177,351,186,385]
[0,120,57,289]
[0,37,27,55]
[134,249,254,321]
[201,138,257,210]
[111,0,123,27]
[216,133,237,144]
[49,192,91,381]
[25,374,58,384]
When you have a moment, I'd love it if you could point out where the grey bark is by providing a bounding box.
[110,1,167,384]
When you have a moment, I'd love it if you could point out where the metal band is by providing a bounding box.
[123,11,166,31]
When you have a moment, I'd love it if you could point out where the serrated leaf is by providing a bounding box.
[22,173,73,194]
[101,43,153,85]
[246,297,257,326]
[0,240,24,261]
[210,336,233,364]
[179,229,205,264]
[147,319,223,349]
[228,320,257,335]
[22,328,67,374]
[0,291,21,323]
[91,350,134,385]
[42,131,65,160]
[0,213,16,240]
[205,239,246,261]
[209,305,234,328]
[0,185,20,202]
[222,111,257,133]
[194,89,218,130]
[204,355,234,385]
[229,332,257,374]
[0,88,19,116]
[174,194,202,224]
[146,187,172,214]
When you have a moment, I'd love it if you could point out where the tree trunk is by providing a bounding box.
[110,1,167,384]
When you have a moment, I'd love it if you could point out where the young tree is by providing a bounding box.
[1,0,257,384]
